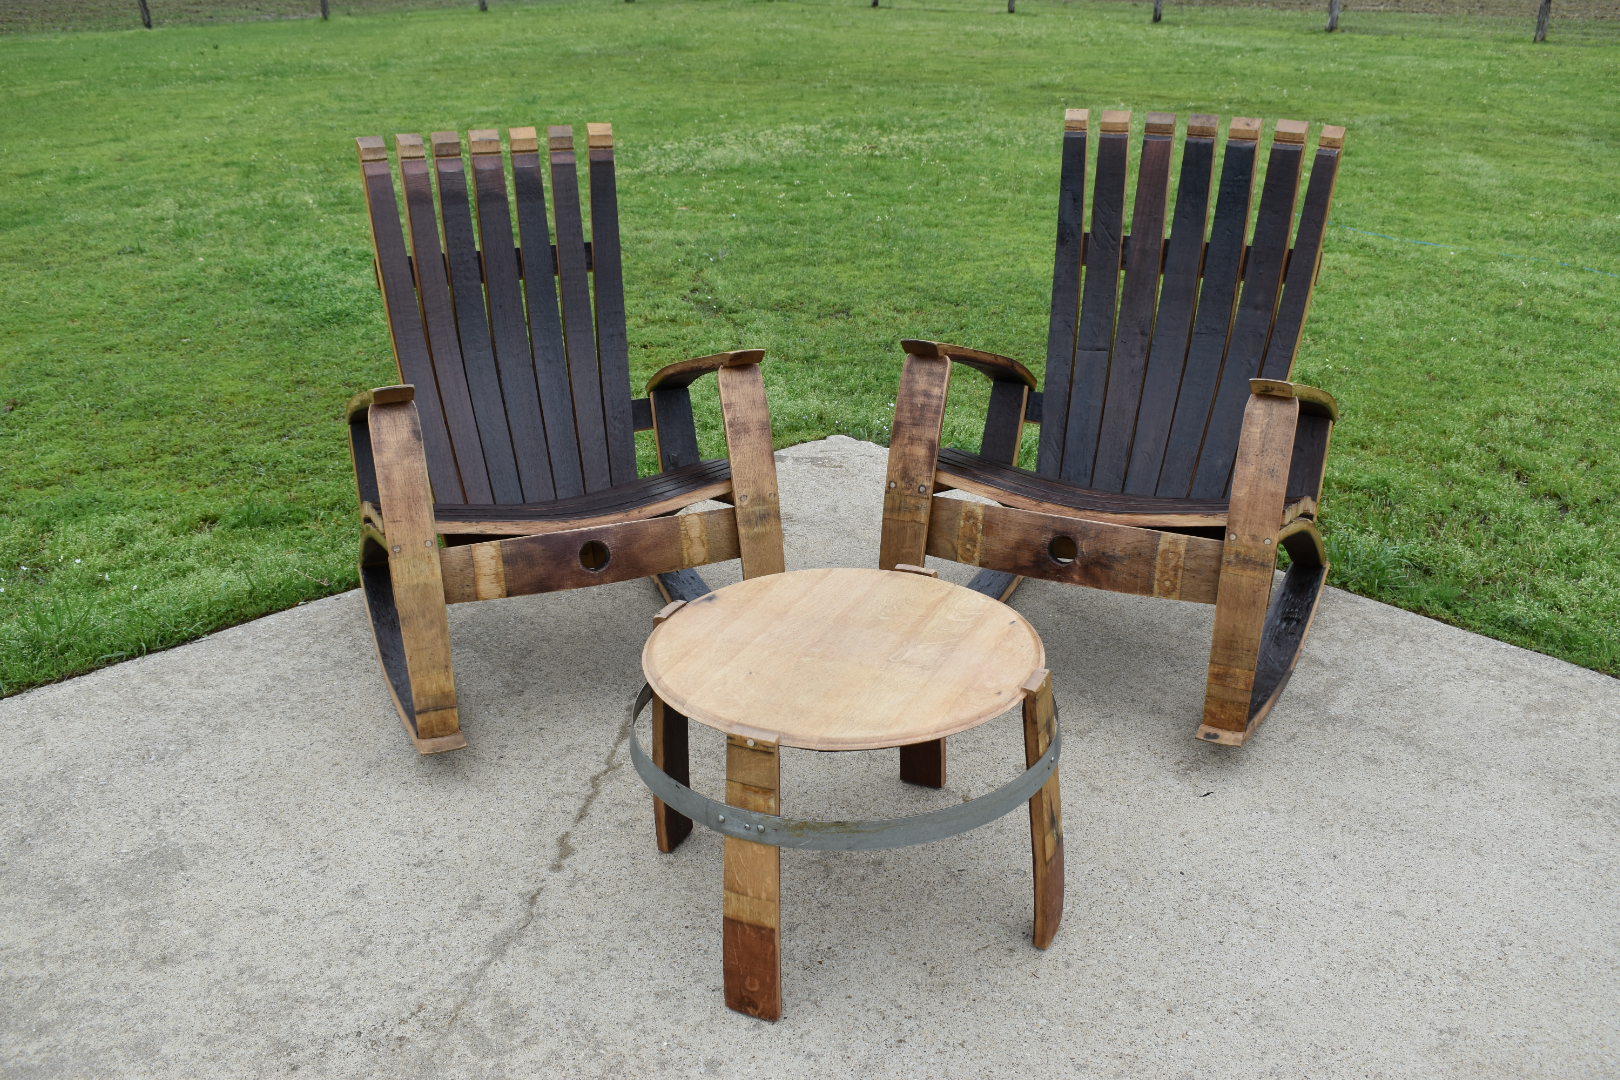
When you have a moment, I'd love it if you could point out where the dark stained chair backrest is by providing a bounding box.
[1036,110,1344,500]
[356,124,637,508]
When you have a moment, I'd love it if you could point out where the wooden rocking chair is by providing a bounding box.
[351,125,785,754]
[880,110,1345,751]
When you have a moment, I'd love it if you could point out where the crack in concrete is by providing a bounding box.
[439,711,634,1033]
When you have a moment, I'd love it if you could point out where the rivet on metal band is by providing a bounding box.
[627,684,1060,852]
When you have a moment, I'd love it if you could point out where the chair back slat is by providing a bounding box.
[1259,129,1344,381]
[432,132,525,504]
[547,126,613,494]
[356,138,465,504]
[510,128,587,499]
[1153,118,1261,497]
[1036,113,1342,501]
[470,130,556,503]
[395,136,493,505]
[1089,112,1176,492]
[1057,110,1131,485]
[359,124,645,509]
[1189,120,1307,498]
[1035,110,1089,476]
[1122,114,1218,495]
[586,124,640,487]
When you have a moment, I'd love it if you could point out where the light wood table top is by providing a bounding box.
[642,567,1045,751]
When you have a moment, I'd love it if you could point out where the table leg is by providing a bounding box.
[1022,670,1064,949]
[899,738,946,788]
[652,695,692,853]
[723,734,782,1020]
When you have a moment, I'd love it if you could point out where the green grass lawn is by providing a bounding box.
[1,0,1616,694]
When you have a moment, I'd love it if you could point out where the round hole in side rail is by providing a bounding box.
[579,540,611,572]
[1048,535,1078,566]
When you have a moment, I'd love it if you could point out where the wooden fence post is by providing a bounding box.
[320,0,329,18]
[1326,0,1342,31]
[1534,0,1551,41]
[137,0,153,28]
[1153,0,1164,21]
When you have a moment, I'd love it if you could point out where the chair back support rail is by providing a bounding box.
[356,124,639,511]
[1033,110,1344,501]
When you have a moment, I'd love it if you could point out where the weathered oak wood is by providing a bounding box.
[925,497,1223,603]
[437,507,743,602]
[1038,109,1088,475]
[510,126,586,500]
[1158,117,1261,498]
[717,363,786,579]
[365,399,461,746]
[1022,669,1063,950]
[723,735,781,1021]
[878,348,951,570]
[587,124,640,486]
[652,693,692,853]
[1091,111,1174,492]
[1059,110,1130,485]
[643,568,1045,752]
[1201,391,1299,739]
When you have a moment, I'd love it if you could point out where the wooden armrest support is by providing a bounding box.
[902,339,1038,389]
[346,383,415,421]
[1250,379,1339,423]
[646,350,766,394]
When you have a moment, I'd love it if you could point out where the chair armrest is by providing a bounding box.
[646,351,766,471]
[345,383,415,422]
[902,339,1038,389]
[1251,379,1338,505]
[646,349,766,394]
[1250,379,1339,423]
[347,385,433,535]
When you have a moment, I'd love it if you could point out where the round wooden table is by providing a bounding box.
[632,566,1065,1021]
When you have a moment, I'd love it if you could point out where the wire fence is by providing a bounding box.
[2,0,1612,34]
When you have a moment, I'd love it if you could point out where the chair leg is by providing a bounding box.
[723,734,781,1021]
[899,740,947,787]
[965,567,1025,603]
[652,695,692,853]
[360,533,464,754]
[1022,671,1064,949]
[654,568,711,604]
[1198,523,1328,747]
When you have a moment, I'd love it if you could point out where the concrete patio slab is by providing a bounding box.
[4,436,1616,1079]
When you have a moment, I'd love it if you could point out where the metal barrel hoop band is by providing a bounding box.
[627,684,1060,852]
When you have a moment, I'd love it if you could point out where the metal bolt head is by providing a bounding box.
[716,814,726,823]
